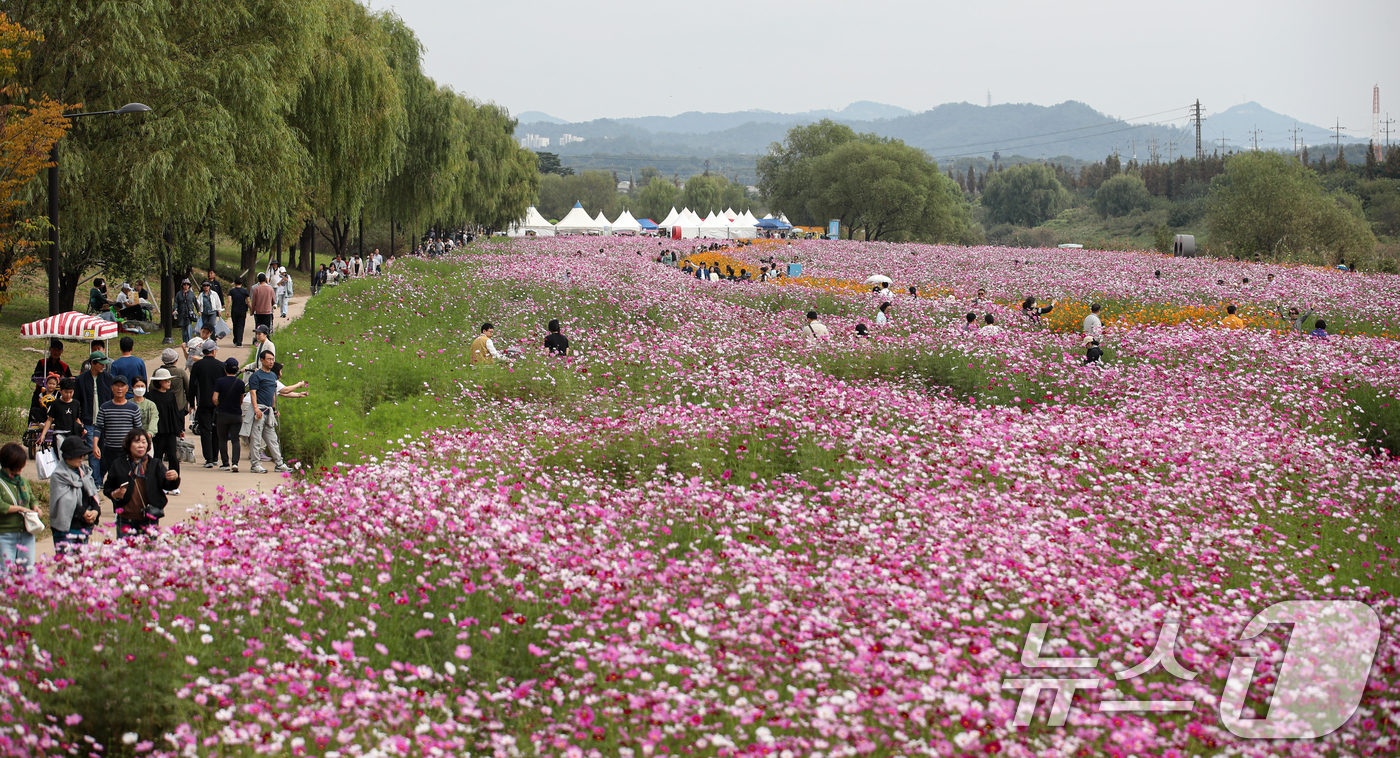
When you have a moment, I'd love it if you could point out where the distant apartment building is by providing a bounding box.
[559,134,585,147]
[519,134,550,149]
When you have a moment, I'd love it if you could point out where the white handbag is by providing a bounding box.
[35,448,58,481]
[22,511,44,536]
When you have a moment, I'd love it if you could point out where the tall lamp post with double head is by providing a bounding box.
[47,102,151,316]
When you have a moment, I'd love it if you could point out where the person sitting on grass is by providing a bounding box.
[470,323,508,365]
[961,312,978,332]
[803,311,830,340]
[1309,319,1329,340]
[544,319,570,357]
[979,314,1003,336]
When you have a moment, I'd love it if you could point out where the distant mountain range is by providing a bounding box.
[1199,102,1336,152]
[513,100,1344,177]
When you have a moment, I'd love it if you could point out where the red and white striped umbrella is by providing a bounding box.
[20,311,119,341]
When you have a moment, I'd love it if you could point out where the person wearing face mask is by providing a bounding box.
[129,377,160,440]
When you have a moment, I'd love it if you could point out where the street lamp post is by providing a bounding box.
[47,102,151,316]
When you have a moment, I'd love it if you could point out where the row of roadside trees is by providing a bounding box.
[3,0,537,334]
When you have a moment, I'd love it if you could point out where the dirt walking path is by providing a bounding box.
[23,295,311,557]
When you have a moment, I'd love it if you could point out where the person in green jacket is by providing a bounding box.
[0,443,40,575]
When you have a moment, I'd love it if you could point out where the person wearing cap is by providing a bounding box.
[246,349,291,473]
[148,366,183,482]
[48,435,101,552]
[93,375,141,473]
[116,283,146,321]
[227,277,250,347]
[75,351,113,487]
[242,325,275,373]
[184,335,204,371]
[175,278,199,343]
[159,348,189,423]
[250,272,276,335]
[212,357,245,472]
[197,278,224,337]
[188,339,224,468]
[276,266,293,318]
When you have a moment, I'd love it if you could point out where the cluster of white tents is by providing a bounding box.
[509,203,792,239]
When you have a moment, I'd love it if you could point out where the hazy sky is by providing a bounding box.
[380,0,1397,141]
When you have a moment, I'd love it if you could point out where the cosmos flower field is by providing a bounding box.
[2,239,1398,757]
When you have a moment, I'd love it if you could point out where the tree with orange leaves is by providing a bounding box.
[0,12,69,311]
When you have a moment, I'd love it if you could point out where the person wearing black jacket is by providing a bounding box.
[187,340,224,468]
[75,352,114,488]
[102,429,179,539]
[1022,296,1057,327]
[227,278,250,347]
[148,367,183,479]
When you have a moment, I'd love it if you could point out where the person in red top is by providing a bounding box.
[249,272,276,335]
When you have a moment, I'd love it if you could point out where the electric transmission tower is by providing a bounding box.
[1192,100,1204,160]
[1374,84,1383,161]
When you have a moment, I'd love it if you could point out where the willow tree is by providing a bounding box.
[368,16,467,255]
[440,99,538,232]
[10,0,321,334]
[291,0,405,260]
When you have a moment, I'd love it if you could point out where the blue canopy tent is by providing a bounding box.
[755,218,792,230]
[638,218,660,230]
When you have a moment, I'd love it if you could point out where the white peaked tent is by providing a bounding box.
[778,213,792,225]
[556,202,604,235]
[740,210,759,226]
[762,213,774,219]
[592,210,611,234]
[700,208,757,239]
[507,206,556,237]
[658,206,681,229]
[677,207,701,238]
[611,209,643,235]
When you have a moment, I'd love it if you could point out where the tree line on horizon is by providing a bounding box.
[2,0,537,335]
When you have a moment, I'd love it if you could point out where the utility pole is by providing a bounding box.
[1290,124,1302,160]
[1218,133,1231,154]
[1192,99,1204,161]
[1250,125,1262,151]
[1331,118,1346,156]
[1386,114,1396,157]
